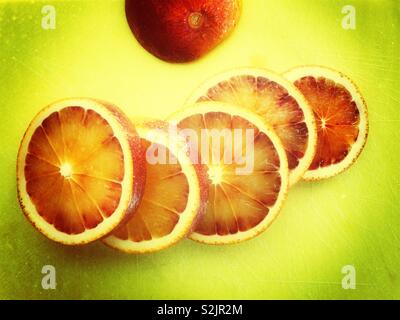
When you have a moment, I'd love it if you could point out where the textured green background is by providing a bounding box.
[0,0,399,299]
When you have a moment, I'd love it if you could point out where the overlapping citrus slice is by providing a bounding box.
[104,122,208,253]
[284,66,368,180]
[168,102,289,244]
[17,98,145,245]
[187,68,317,185]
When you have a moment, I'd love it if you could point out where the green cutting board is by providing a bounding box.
[0,0,399,299]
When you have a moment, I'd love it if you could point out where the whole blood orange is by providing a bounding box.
[125,0,241,63]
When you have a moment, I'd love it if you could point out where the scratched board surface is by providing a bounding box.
[0,0,399,299]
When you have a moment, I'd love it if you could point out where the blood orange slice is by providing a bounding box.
[104,123,208,253]
[17,98,145,245]
[187,68,317,185]
[168,102,288,244]
[284,66,368,180]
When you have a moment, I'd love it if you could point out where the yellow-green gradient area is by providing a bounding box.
[0,0,399,299]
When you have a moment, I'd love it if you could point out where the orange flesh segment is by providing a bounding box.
[198,75,308,169]
[25,107,124,235]
[177,112,281,237]
[294,76,360,170]
[113,140,189,242]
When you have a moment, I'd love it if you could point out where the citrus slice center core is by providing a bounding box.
[208,165,224,185]
[60,163,73,178]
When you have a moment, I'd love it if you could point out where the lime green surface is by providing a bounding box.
[0,0,399,300]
